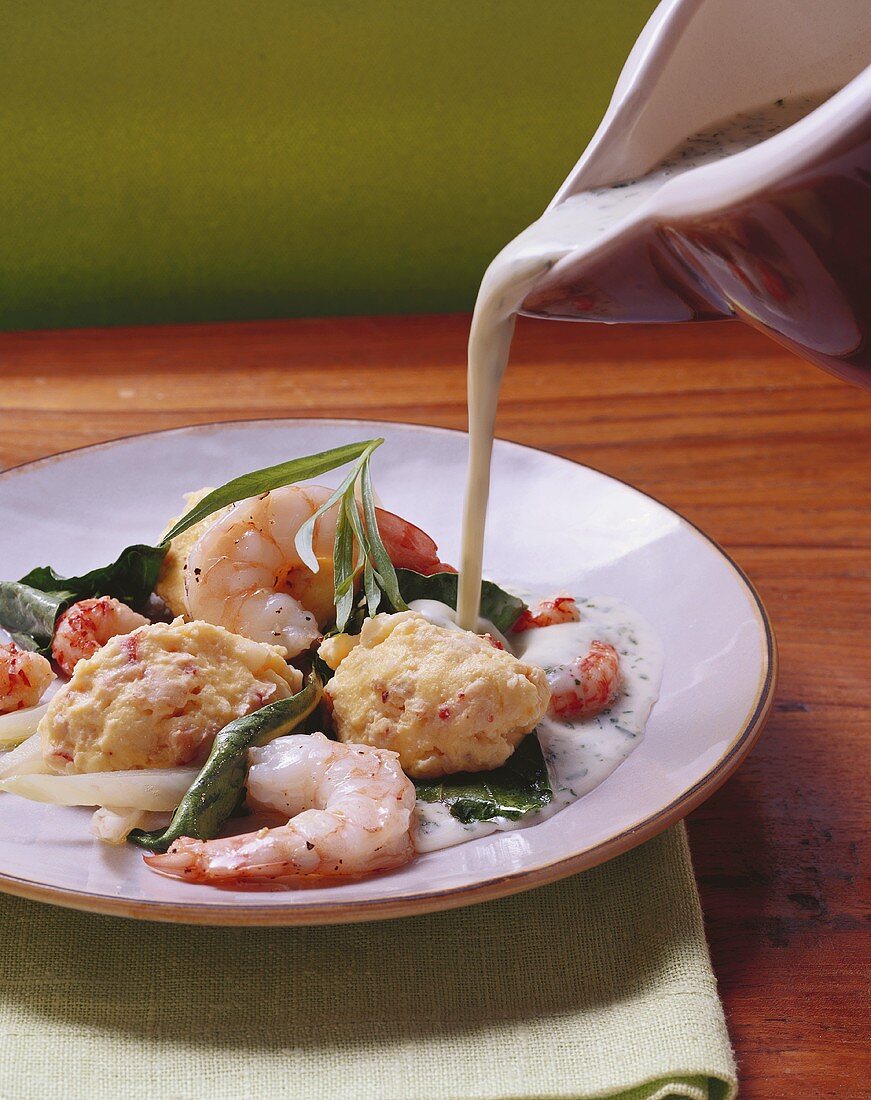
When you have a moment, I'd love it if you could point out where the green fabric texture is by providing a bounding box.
[0,825,736,1100]
[1,0,656,330]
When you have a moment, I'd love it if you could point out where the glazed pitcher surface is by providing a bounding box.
[519,0,871,385]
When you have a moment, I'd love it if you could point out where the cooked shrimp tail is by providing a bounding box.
[0,642,53,714]
[52,597,149,676]
[513,596,581,632]
[145,732,416,885]
[548,640,621,720]
[374,509,455,576]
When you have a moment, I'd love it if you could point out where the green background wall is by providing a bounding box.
[2,1,656,330]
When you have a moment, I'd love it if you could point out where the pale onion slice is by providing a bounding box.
[0,703,49,747]
[91,806,172,845]
[0,768,198,810]
[0,732,48,780]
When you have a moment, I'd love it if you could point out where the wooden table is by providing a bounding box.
[1,314,869,1096]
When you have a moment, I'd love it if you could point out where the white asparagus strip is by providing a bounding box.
[0,703,48,747]
[0,732,49,780]
[91,806,172,845]
[0,768,199,810]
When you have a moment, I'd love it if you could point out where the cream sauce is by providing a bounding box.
[456,92,834,630]
[407,599,510,649]
[411,597,663,852]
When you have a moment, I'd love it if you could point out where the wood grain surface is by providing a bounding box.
[1,314,869,1096]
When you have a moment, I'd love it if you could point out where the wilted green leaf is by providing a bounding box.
[415,734,551,822]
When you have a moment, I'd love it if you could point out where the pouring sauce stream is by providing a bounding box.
[457,91,835,627]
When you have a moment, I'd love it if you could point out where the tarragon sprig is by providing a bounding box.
[294,445,407,631]
[160,440,382,544]
[0,437,412,649]
[161,434,409,631]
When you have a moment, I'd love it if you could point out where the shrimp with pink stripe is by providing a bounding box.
[546,640,622,720]
[0,642,53,714]
[514,597,621,719]
[146,732,416,885]
[513,596,581,632]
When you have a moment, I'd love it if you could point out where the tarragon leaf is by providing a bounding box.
[343,493,380,617]
[332,498,357,633]
[162,439,383,545]
[362,555,379,618]
[293,458,366,573]
[360,456,406,612]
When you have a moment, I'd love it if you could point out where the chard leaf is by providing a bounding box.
[0,544,166,654]
[129,675,321,853]
[311,651,336,685]
[414,733,551,822]
[392,569,526,634]
[162,439,383,545]
[20,543,166,611]
[0,583,74,654]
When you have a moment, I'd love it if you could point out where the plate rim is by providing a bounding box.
[0,416,777,925]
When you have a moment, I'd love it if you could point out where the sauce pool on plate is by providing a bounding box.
[411,598,664,852]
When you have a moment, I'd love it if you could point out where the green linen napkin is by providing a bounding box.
[0,825,735,1100]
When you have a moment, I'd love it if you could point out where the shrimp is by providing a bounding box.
[145,732,416,885]
[0,642,53,714]
[51,596,149,676]
[547,640,621,720]
[184,484,450,657]
[513,596,581,632]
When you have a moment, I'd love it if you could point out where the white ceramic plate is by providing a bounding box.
[0,419,775,924]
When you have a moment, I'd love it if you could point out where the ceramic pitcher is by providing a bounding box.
[518,0,871,386]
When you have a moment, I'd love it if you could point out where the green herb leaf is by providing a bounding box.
[343,491,383,615]
[161,439,383,545]
[294,457,367,572]
[332,498,357,633]
[0,544,166,654]
[311,651,336,685]
[362,555,379,618]
[360,456,406,612]
[414,733,551,822]
[20,544,166,611]
[391,569,526,634]
[129,675,321,853]
[292,446,409,628]
[0,582,74,654]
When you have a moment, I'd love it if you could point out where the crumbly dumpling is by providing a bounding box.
[39,618,302,774]
[322,612,550,779]
[154,488,219,617]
